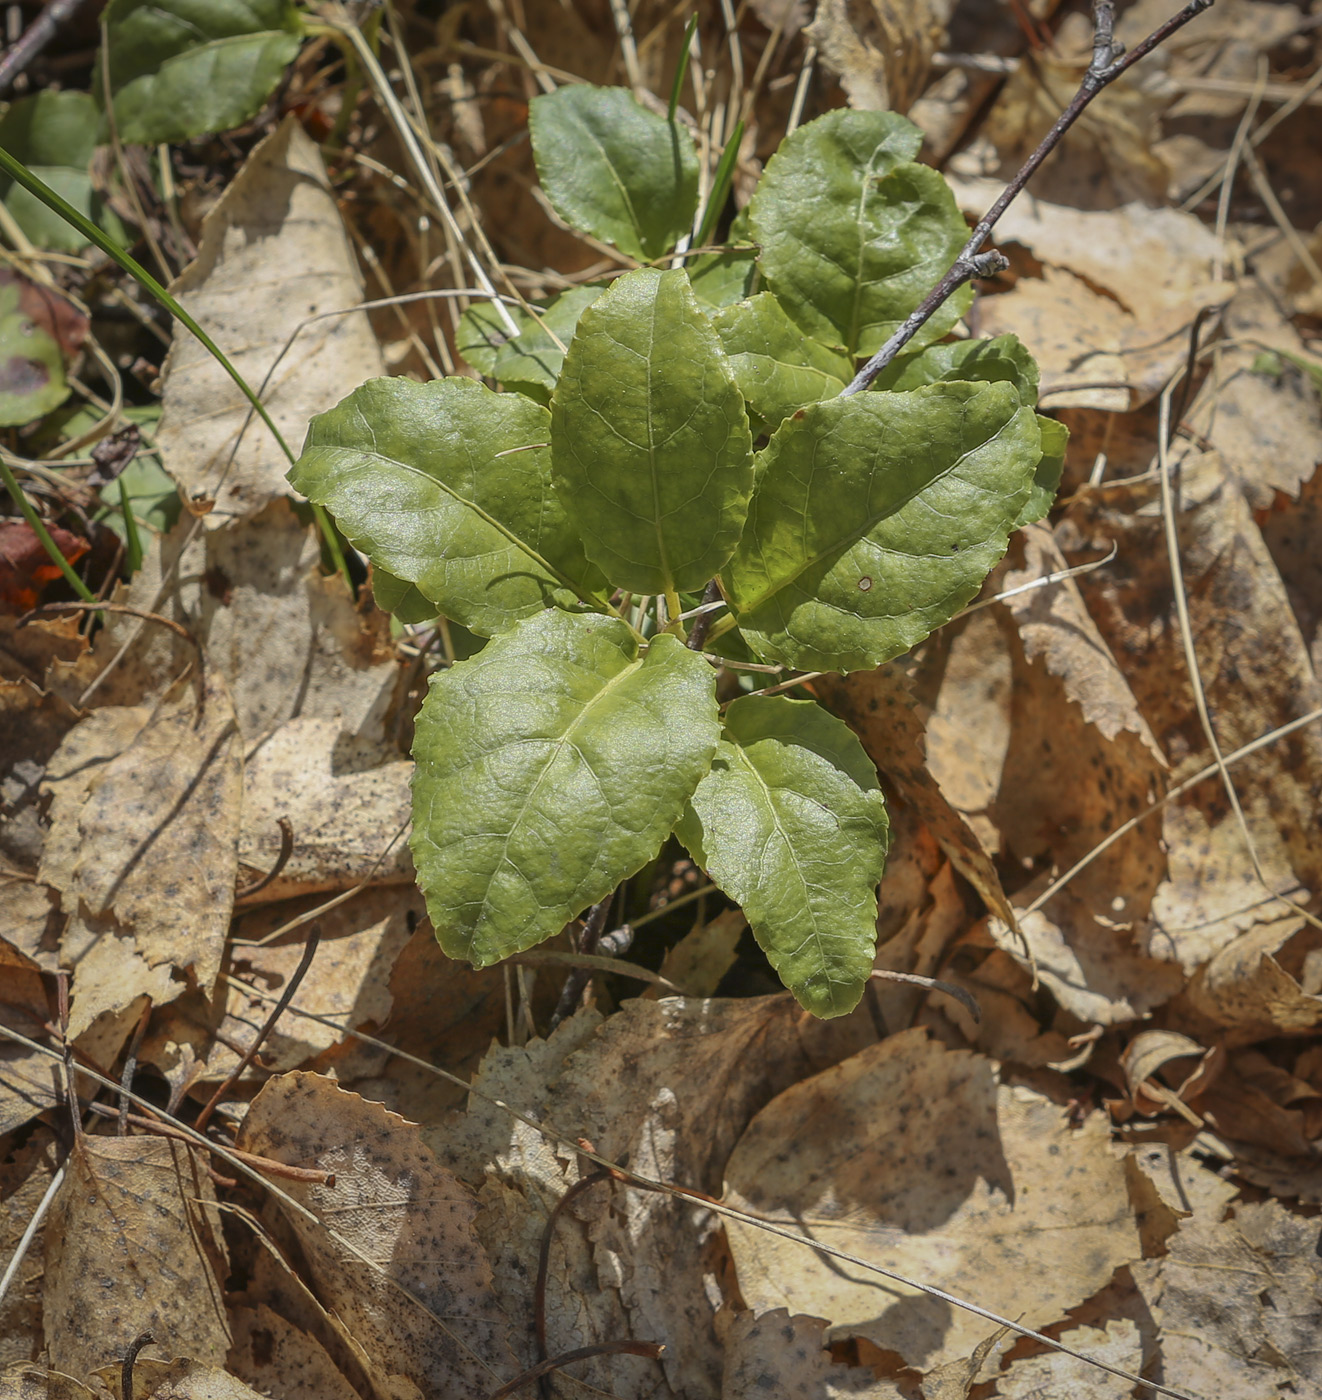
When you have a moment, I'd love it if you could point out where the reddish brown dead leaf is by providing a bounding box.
[43,1136,229,1375]
[723,1028,1144,1373]
[0,522,89,613]
[235,1071,513,1400]
[39,674,242,1037]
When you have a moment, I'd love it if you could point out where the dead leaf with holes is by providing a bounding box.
[723,1029,1146,1375]
[234,1071,514,1400]
[38,674,242,1038]
[155,117,385,525]
[43,1136,229,1376]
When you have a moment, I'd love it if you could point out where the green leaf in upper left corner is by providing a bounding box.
[0,92,99,253]
[95,0,304,144]
[676,694,889,1019]
[529,84,699,260]
[290,376,607,637]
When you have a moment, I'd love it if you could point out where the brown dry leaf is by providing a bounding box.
[0,1366,96,1400]
[1133,1199,1322,1399]
[1058,454,1322,973]
[952,176,1230,408]
[1181,917,1322,1044]
[0,940,58,1135]
[992,1320,1141,1399]
[238,716,413,900]
[808,0,953,114]
[156,118,385,525]
[43,1136,229,1375]
[650,907,746,998]
[1003,526,1164,761]
[39,675,242,1036]
[94,1359,265,1400]
[720,1309,903,1399]
[235,1071,513,1400]
[1261,452,1322,679]
[216,885,427,1077]
[723,1029,1144,1372]
[0,1128,59,1366]
[227,1305,360,1400]
[815,668,1016,931]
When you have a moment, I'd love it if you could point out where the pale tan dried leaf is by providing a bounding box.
[0,879,60,970]
[1004,526,1164,760]
[95,1358,264,1400]
[235,1072,512,1400]
[0,1365,96,1400]
[723,1030,1142,1372]
[1134,1200,1322,1399]
[1121,1029,1212,1108]
[43,1137,229,1375]
[218,886,425,1076]
[650,907,745,998]
[156,118,385,526]
[993,1320,1140,1399]
[238,716,413,900]
[721,1309,904,1399]
[0,940,58,1135]
[1183,918,1322,1042]
[816,669,1016,931]
[0,1130,59,1367]
[39,675,241,1032]
[227,1304,360,1400]
[808,0,953,114]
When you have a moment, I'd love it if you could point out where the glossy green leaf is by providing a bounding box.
[550,267,754,595]
[529,84,699,260]
[0,93,98,252]
[871,333,1039,402]
[411,611,720,966]
[688,244,759,309]
[371,566,437,625]
[749,109,972,356]
[725,381,1041,671]
[96,0,303,144]
[712,293,851,427]
[676,695,888,1018]
[290,376,606,637]
[456,286,603,401]
[1016,415,1067,528]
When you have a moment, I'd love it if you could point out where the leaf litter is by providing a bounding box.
[2,1,1322,1398]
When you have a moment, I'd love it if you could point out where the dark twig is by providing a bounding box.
[842,0,1216,396]
[193,923,322,1132]
[548,896,613,1029]
[118,998,153,1136]
[487,1341,665,1400]
[0,0,92,94]
[120,1331,156,1400]
[56,971,81,1141]
[686,578,724,652]
[1167,303,1217,449]
[235,817,295,899]
[535,1170,612,1360]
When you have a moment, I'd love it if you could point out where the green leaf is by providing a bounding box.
[0,93,98,252]
[871,333,1039,402]
[0,268,74,426]
[725,381,1041,672]
[676,695,888,1017]
[96,0,303,144]
[371,566,438,625]
[712,293,851,427]
[1016,414,1067,529]
[411,610,720,966]
[748,109,972,356]
[529,84,700,260]
[290,376,607,637]
[456,286,602,401]
[550,267,754,595]
[688,244,758,309]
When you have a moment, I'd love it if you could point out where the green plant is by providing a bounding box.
[289,91,1062,1018]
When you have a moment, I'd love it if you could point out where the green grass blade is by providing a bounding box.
[668,14,699,123]
[118,474,144,575]
[0,457,98,605]
[695,118,744,250]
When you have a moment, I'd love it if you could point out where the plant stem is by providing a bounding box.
[841,0,1216,396]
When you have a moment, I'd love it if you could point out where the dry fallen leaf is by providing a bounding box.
[0,940,57,1136]
[235,1071,513,1400]
[43,1136,229,1375]
[155,117,385,526]
[94,1358,266,1400]
[723,1029,1145,1373]
[0,1128,59,1367]
[227,1304,360,1400]
[39,674,242,1036]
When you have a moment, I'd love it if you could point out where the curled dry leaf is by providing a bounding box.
[1181,917,1322,1043]
[39,674,242,1036]
[1121,1029,1219,1118]
[235,1071,513,1400]
[43,1137,229,1376]
[155,117,385,525]
[723,1029,1144,1372]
